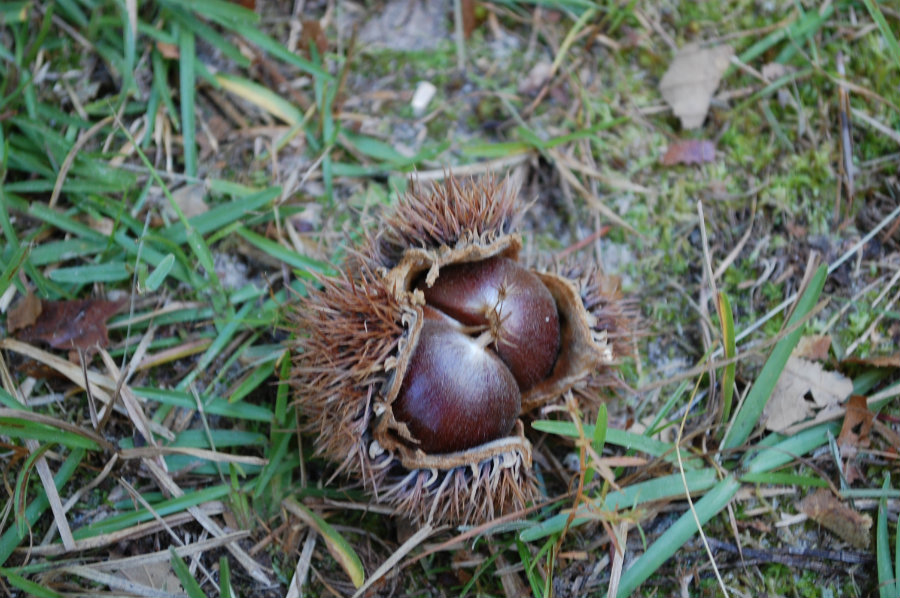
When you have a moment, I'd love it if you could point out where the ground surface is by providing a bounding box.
[1,1,899,597]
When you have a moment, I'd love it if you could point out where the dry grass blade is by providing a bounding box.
[351,522,435,598]
[98,349,158,450]
[143,459,272,585]
[0,338,115,402]
[286,531,317,598]
[22,503,226,557]
[548,148,643,239]
[49,116,115,209]
[84,531,249,572]
[57,565,184,598]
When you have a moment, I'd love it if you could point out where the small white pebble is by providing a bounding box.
[411,81,437,117]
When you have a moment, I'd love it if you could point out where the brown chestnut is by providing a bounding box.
[393,309,521,453]
[417,257,561,391]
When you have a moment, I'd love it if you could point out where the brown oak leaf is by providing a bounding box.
[15,297,126,354]
[799,489,871,549]
[660,139,716,166]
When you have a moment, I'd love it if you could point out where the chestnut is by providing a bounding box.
[291,175,629,524]
[392,308,521,453]
[417,257,561,391]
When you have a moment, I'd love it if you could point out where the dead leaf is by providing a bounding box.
[299,20,327,59]
[8,291,42,332]
[660,139,715,166]
[838,395,873,454]
[117,561,185,594]
[155,41,179,59]
[170,183,207,219]
[15,297,126,354]
[518,61,553,96]
[761,62,791,82]
[659,43,733,129]
[799,489,871,549]
[794,334,832,361]
[765,356,853,432]
[461,0,479,39]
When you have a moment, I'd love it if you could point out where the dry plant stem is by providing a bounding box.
[286,530,317,598]
[49,116,114,208]
[675,379,730,598]
[143,458,272,584]
[351,523,437,598]
[836,52,855,222]
[118,477,220,592]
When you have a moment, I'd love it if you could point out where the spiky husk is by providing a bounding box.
[291,175,632,525]
[290,268,406,475]
[367,175,520,270]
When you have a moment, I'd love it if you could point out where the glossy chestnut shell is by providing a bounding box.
[392,257,561,453]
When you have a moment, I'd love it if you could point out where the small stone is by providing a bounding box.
[411,81,437,117]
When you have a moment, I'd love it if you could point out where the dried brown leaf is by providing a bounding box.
[794,334,832,361]
[799,489,871,549]
[764,356,852,432]
[15,297,126,353]
[659,43,733,129]
[660,139,715,166]
[838,395,874,453]
[8,291,42,332]
[299,20,327,59]
[461,0,478,39]
[518,61,553,96]
[170,183,207,219]
[155,41,179,59]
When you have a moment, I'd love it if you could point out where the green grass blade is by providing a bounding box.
[0,244,28,298]
[877,475,897,598]
[75,485,230,539]
[584,404,607,486]
[613,477,741,598]
[284,498,365,589]
[169,547,208,598]
[717,291,736,426]
[134,387,273,421]
[862,0,900,69]
[531,420,702,469]
[0,567,62,598]
[722,264,826,451]
[516,538,544,598]
[179,27,197,178]
[145,253,175,291]
[14,444,52,538]
[48,262,130,284]
[176,301,253,390]
[744,422,839,474]
[219,556,232,598]
[235,226,332,275]
[519,468,719,542]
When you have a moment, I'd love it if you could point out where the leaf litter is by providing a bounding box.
[764,355,853,432]
[659,43,733,129]
[14,297,127,355]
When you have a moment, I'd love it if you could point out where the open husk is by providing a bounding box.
[291,175,630,524]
